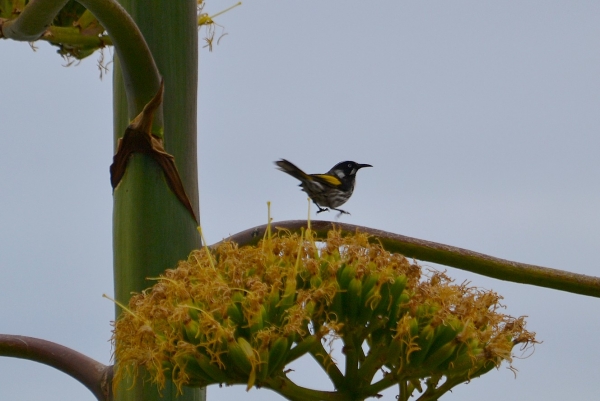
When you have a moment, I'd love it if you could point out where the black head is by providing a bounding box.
[329,161,373,178]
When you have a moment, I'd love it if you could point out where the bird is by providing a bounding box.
[275,159,372,215]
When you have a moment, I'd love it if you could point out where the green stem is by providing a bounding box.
[266,375,353,401]
[358,373,399,399]
[110,2,200,401]
[309,338,345,389]
[207,2,241,20]
[77,0,161,122]
[43,25,112,46]
[0,0,69,41]
[343,333,359,392]
[398,380,409,401]
[220,220,600,298]
[356,342,387,386]
[417,376,464,401]
[284,335,319,364]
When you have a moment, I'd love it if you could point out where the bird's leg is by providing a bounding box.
[314,202,330,214]
[333,208,350,216]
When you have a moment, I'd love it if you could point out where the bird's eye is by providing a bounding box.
[347,163,352,168]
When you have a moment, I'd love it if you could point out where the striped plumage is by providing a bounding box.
[275,159,372,215]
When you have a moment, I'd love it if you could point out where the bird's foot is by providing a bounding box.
[316,207,330,214]
[333,208,350,217]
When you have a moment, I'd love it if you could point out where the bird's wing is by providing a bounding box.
[311,174,342,186]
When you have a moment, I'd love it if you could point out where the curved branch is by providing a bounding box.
[0,334,112,401]
[214,220,600,298]
[0,0,70,41]
[1,0,161,121]
[264,375,350,401]
[77,0,161,119]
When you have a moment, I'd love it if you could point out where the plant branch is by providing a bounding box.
[75,0,161,120]
[416,376,464,401]
[398,380,410,401]
[284,334,320,365]
[343,333,359,392]
[359,372,398,399]
[265,375,351,401]
[1,0,161,122]
[0,334,112,401]
[43,25,112,47]
[0,0,69,41]
[356,341,387,386]
[309,337,345,390]
[213,220,600,298]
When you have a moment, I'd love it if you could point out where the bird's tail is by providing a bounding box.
[275,159,310,181]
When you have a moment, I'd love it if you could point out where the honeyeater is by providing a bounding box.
[275,159,372,215]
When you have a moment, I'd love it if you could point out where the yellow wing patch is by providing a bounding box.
[313,174,342,186]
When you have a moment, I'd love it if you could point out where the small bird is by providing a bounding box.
[275,159,372,215]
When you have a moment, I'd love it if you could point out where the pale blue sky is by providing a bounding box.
[1,1,600,400]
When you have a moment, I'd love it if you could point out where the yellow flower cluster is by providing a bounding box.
[112,229,536,400]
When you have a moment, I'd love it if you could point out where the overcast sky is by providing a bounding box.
[2,1,600,400]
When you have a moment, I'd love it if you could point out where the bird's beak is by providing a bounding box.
[357,163,373,169]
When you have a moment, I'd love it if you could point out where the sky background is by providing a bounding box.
[2,1,600,400]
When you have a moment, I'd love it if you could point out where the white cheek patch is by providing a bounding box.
[350,168,356,175]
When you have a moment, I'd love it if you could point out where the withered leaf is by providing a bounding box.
[110,80,198,223]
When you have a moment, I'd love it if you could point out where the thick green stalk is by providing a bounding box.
[112,1,202,400]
